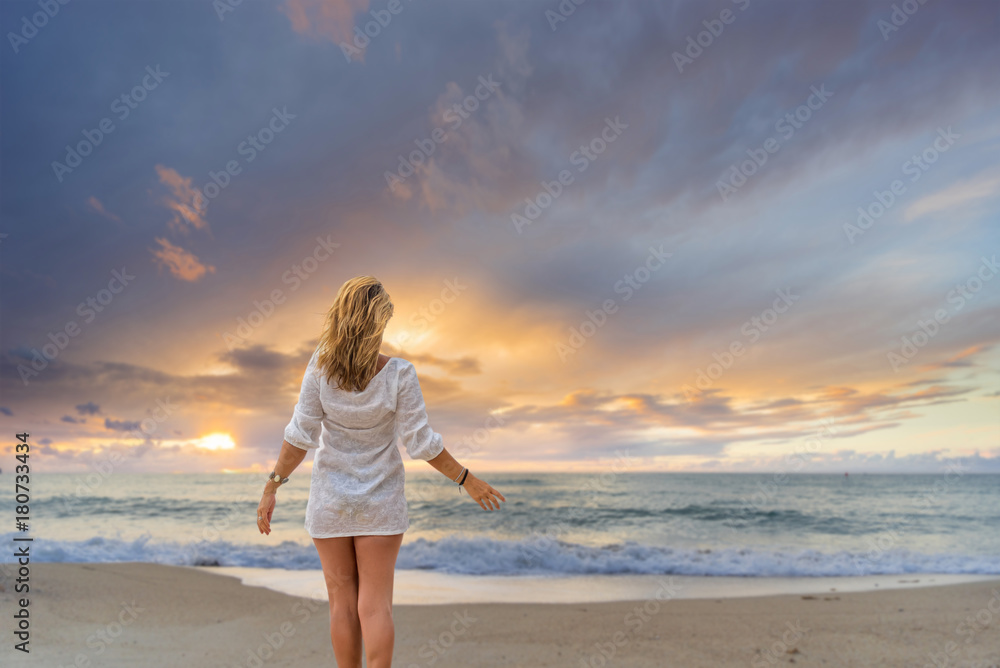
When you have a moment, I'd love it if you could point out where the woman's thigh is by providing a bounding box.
[313,536,360,603]
[353,533,403,611]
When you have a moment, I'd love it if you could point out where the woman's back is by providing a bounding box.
[319,354,398,439]
[283,349,444,537]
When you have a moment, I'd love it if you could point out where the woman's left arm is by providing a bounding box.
[259,350,324,535]
[257,439,308,535]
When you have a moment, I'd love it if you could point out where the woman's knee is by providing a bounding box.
[323,566,356,595]
[332,605,360,625]
[331,593,360,620]
[357,596,392,622]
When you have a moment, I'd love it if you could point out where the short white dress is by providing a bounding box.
[283,348,445,538]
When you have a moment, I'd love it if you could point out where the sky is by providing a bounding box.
[1,0,998,474]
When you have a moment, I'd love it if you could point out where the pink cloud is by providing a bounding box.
[281,0,370,50]
[150,238,215,282]
[86,196,122,223]
[155,165,208,233]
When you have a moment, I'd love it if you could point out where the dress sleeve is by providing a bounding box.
[395,361,445,461]
[283,348,324,451]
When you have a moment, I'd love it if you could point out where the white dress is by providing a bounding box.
[283,348,445,538]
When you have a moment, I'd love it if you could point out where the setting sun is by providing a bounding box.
[195,432,236,451]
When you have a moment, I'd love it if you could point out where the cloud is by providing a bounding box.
[85,196,122,223]
[925,344,993,369]
[0,344,315,419]
[61,415,82,423]
[905,168,1000,221]
[920,344,994,371]
[704,448,1000,474]
[385,345,482,376]
[386,22,532,213]
[155,165,208,233]
[281,0,370,49]
[76,402,101,415]
[150,238,215,282]
[0,406,12,416]
[491,381,977,455]
[219,345,296,373]
[104,418,142,432]
[3,0,999,472]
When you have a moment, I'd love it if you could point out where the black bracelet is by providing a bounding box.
[458,468,469,486]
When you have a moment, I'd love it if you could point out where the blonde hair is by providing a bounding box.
[316,276,394,392]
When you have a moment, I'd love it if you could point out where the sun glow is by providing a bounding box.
[195,432,236,451]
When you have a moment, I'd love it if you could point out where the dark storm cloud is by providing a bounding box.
[75,402,100,415]
[1,0,997,470]
[104,418,142,432]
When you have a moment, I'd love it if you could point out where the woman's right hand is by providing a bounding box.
[462,473,506,511]
[257,491,276,535]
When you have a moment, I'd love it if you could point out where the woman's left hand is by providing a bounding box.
[257,492,276,535]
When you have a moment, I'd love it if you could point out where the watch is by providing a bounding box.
[268,471,289,485]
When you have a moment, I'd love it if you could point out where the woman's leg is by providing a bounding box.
[313,536,363,668]
[354,533,404,668]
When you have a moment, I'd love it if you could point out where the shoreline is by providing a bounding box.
[3,563,998,667]
[203,565,1000,605]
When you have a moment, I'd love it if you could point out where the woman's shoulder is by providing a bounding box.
[384,356,415,373]
[376,356,418,384]
[385,356,420,382]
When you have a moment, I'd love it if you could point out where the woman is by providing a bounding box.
[256,275,505,668]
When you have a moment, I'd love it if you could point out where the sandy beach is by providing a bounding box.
[2,563,998,667]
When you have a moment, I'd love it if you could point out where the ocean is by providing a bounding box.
[4,471,999,579]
